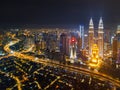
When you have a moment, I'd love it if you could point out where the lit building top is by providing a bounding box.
[89,18,94,29]
[70,37,77,44]
[117,25,120,34]
[98,17,104,30]
[98,30,104,33]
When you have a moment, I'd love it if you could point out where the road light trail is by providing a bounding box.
[0,70,21,90]
[21,44,35,53]
[12,76,22,90]
[3,36,120,89]
[34,81,42,90]
[44,76,60,90]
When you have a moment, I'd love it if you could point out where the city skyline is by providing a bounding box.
[0,21,120,89]
[1,0,120,89]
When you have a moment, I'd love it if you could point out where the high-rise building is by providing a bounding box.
[70,37,77,59]
[84,34,88,50]
[88,17,104,59]
[98,17,104,58]
[60,33,70,55]
[112,37,117,61]
[88,18,94,56]
[116,25,120,64]
[89,44,99,68]
[79,25,84,49]
[111,25,120,68]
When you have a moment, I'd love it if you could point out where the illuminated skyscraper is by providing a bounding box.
[70,37,77,59]
[112,37,117,61]
[88,18,94,56]
[116,25,120,64]
[98,17,104,58]
[79,25,84,49]
[112,25,120,68]
[89,44,100,68]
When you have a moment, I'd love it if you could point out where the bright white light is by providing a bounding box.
[80,62,83,64]
[84,34,88,37]
[10,51,14,54]
[70,60,74,63]
[35,57,38,60]
[10,42,13,45]
[111,36,114,39]
[46,58,49,60]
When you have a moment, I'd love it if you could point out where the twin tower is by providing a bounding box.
[88,17,104,58]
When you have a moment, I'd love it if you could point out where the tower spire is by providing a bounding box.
[98,17,104,58]
[88,18,94,56]
[98,17,104,29]
[89,18,94,29]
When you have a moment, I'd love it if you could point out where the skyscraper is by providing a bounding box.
[98,17,104,58]
[112,25,120,68]
[88,18,94,56]
[60,33,70,55]
[70,37,77,59]
[112,37,117,61]
[79,25,84,49]
[116,25,120,64]
[88,17,104,59]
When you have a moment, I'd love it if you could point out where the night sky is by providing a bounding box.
[0,0,120,29]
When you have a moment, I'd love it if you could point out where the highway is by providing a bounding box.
[2,36,120,89]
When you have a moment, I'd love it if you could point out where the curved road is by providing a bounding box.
[3,37,120,89]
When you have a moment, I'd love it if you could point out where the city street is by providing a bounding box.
[0,36,119,90]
